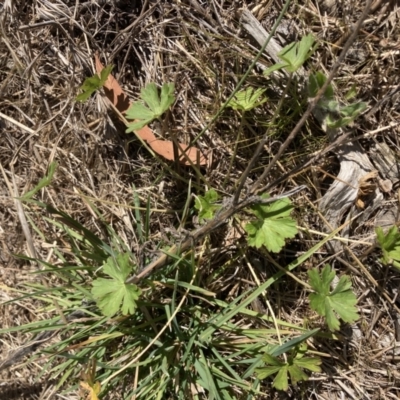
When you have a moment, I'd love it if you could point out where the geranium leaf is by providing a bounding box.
[308,265,359,331]
[91,253,141,317]
[76,65,113,102]
[245,196,298,253]
[257,344,321,391]
[125,82,175,133]
[194,189,222,222]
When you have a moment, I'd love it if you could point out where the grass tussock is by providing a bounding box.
[1,0,400,399]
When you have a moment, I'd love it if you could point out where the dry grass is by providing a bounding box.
[1,0,400,399]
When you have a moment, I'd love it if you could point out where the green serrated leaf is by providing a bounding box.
[324,301,340,331]
[76,65,113,102]
[308,265,359,331]
[263,62,289,76]
[308,71,334,99]
[339,102,367,118]
[377,226,399,249]
[277,34,317,73]
[125,102,155,120]
[331,274,352,294]
[125,119,153,133]
[378,226,400,269]
[227,87,267,111]
[328,290,359,324]
[245,196,298,253]
[99,64,113,86]
[255,365,282,380]
[257,347,321,391]
[262,353,285,366]
[160,82,175,112]
[273,366,289,391]
[140,83,161,114]
[287,364,309,386]
[194,189,221,222]
[125,82,175,133]
[91,253,141,317]
[293,357,322,373]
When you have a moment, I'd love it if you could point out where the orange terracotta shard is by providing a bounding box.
[95,55,207,166]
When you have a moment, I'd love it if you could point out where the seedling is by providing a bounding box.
[91,252,141,317]
[245,195,298,253]
[376,226,400,270]
[227,87,267,112]
[76,65,113,102]
[256,343,321,391]
[308,71,367,129]
[308,265,359,331]
[194,189,222,222]
[125,82,175,132]
[264,34,317,76]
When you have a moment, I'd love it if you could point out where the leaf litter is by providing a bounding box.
[0,0,400,399]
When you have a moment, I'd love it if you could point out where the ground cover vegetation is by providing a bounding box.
[1,0,400,399]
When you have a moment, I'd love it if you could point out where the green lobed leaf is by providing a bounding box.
[227,87,267,111]
[76,65,113,102]
[262,353,285,366]
[308,265,359,331]
[245,196,298,253]
[324,300,340,331]
[99,64,114,86]
[287,364,309,386]
[125,102,156,120]
[125,82,175,133]
[125,119,153,133]
[277,34,317,73]
[294,357,322,373]
[273,366,289,391]
[194,189,222,222]
[160,82,175,112]
[255,365,282,380]
[377,226,400,269]
[308,71,334,100]
[328,290,359,324]
[263,62,289,77]
[257,343,321,390]
[272,364,289,391]
[331,274,352,294]
[339,102,367,118]
[140,83,161,114]
[91,252,141,317]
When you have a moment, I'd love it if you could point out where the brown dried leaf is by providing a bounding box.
[356,170,378,209]
[148,139,206,165]
[358,170,378,196]
[94,55,207,166]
